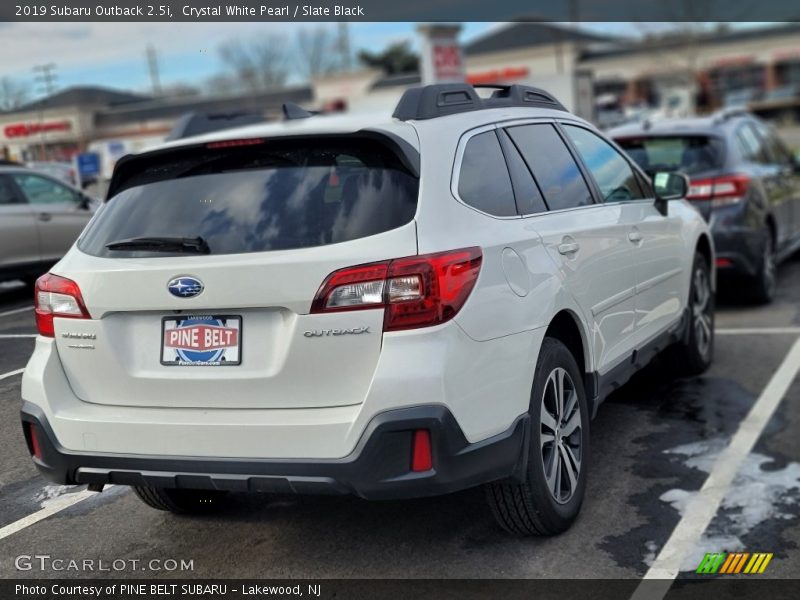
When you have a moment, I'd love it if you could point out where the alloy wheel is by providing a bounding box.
[540,367,582,504]
[692,265,713,359]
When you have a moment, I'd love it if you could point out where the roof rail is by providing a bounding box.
[392,83,568,121]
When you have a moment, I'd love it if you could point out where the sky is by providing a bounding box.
[0,21,771,100]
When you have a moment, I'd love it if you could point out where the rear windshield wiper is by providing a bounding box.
[105,236,210,254]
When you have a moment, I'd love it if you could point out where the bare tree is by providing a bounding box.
[0,77,31,111]
[206,73,239,96]
[296,27,337,79]
[218,36,289,94]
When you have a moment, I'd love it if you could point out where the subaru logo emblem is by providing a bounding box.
[167,276,204,298]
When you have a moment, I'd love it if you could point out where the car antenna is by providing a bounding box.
[282,103,316,120]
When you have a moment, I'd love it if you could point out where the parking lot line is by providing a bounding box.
[0,368,24,381]
[0,334,36,339]
[0,488,102,542]
[716,327,800,335]
[631,336,800,598]
[0,306,33,318]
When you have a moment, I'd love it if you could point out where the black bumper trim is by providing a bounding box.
[20,402,529,500]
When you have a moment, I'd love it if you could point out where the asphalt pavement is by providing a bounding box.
[0,260,798,582]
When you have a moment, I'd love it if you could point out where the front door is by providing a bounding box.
[503,122,638,374]
[11,172,93,262]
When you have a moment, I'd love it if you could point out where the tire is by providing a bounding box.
[666,251,714,376]
[485,337,589,536]
[750,228,776,304]
[133,486,228,514]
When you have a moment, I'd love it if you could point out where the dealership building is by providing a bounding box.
[2,22,799,172]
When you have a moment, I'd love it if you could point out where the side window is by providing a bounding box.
[457,130,517,217]
[0,176,20,205]
[12,174,81,205]
[506,124,594,211]
[562,124,645,202]
[753,121,793,167]
[735,123,768,164]
[497,129,548,215]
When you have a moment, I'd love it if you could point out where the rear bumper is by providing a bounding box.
[21,402,529,500]
[711,225,764,278]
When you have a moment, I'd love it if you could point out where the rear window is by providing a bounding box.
[78,138,418,257]
[615,136,724,175]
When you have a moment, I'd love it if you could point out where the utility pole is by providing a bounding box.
[33,63,58,161]
[337,23,351,72]
[146,44,162,96]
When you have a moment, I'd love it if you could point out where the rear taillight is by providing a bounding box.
[34,273,90,337]
[311,247,482,332]
[687,174,750,207]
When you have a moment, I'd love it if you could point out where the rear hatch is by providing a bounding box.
[614,133,726,221]
[53,134,419,409]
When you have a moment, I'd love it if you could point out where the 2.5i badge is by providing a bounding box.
[161,315,242,366]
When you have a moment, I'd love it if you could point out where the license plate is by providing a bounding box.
[161,315,242,366]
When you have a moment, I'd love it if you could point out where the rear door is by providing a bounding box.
[11,172,93,262]
[734,121,793,251]
[52,136,420,410]
[753,120,800,246]
[561,124,685,346]
[503,122,638,373]
[0,174,40,271]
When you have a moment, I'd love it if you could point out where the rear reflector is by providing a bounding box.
[716,258,733,268]
[411,429,433,472]
[27,423,42,460]
[311,248,482,332]
[34,273,90,337]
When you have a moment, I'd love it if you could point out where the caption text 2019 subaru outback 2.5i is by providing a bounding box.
[21,84,714,535]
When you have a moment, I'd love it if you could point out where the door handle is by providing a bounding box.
[37,212,52,222]
[628,231,643,244]
[558,242,580,255]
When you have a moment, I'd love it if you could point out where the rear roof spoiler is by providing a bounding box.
[106,129,420,199]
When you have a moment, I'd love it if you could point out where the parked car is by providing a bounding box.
[26,161,77,186]
[611,109,800,303]
[0,166,96,285]
[21,84,713,536]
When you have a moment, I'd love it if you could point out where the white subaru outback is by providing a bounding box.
[21,84,714,535]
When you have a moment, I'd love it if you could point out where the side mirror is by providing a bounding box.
[77,192,93,210]
[653,171,689,216]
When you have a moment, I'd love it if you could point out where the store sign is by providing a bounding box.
[467,67,530,85]
[773,48,800,62]
[418,25,464,84]
[432,41,463,81]
[712,55,755,68]
[2,120,72,139]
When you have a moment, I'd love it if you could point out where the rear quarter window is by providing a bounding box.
[78,138,419,257]
[456,131,517,217]
[615,135,725,175]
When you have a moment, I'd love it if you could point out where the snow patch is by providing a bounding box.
[656,438,800,571]
[643,540,660,567]
[34,484,78,508]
